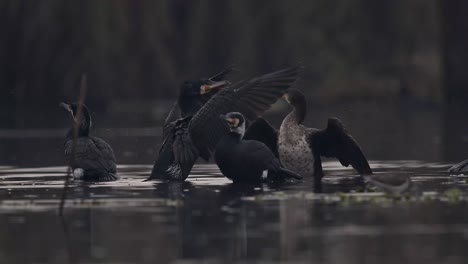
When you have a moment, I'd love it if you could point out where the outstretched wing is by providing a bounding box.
[244,117,279,157]
[189,66,300,159]
[309,118,372,175]
[162,102,181,138]
[149,118,195,181]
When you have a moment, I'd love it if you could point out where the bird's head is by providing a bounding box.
[180,79,229,97]
[282,89,307,124]
[282,89,305,107]
[60,102,92,135]
[220,112,246,137]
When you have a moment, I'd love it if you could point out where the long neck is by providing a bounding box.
[67,112,91,138]
[178,95,201,117]
[230,122,246,139]
[291,100,306,124]
[228,131,242,140]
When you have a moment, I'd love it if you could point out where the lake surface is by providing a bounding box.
[1,102,468,263]
[1,161,468,264]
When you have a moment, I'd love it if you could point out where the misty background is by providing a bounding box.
[0,0,467,167]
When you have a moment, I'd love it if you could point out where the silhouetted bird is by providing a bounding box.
[148,66,300,181]
[215,112,302,183]
[163,68,232,137]
[244,89,372,188]
[60,102,118,181]
[448,159,468,173]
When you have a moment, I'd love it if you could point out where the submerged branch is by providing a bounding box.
[59,74,88,215]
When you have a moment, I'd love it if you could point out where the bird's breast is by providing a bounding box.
[278,133,314,177]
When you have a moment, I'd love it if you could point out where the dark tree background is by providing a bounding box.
[440,0,468,160]
[0,0,467,164]
[0,1,444,109]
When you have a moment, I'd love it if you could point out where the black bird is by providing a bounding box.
[244,89,372,187]
[148,66,300,181]
[448,159,468,173]
[215,112,302,183]
[163,69,232,137]
[60,102,118,181]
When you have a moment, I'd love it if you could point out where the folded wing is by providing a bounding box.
[65,137,117,174]
[244,117,279,157]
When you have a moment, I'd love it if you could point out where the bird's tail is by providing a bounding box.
[448,159,468,173]
[82,170,119,182]
[105,173,119,181]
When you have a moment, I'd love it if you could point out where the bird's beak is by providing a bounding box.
[60,102,76,120]
[60,102,72,113]
[282,94,290,103]
[200,80,230,95]
[223,116,239,128]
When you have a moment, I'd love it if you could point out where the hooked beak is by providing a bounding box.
[221,115,239,128]
[200,80,230,95]
[59,102,72,113]
[282,94,290,103]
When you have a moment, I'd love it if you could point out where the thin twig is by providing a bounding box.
[59,74,88,215]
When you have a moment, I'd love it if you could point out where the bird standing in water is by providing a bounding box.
[148,66,300,181]
[245,89,372,188]
[60,102,118,181]
[215,112,302,183]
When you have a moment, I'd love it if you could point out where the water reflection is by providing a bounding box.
[1,162,468,263]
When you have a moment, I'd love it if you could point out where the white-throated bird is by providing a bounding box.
[162,68,232,137]
[215,112,302,183]
[148,66,301,181]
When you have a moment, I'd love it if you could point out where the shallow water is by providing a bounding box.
[1,161,468,264]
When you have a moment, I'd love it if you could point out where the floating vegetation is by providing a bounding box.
[242,190,468,206]
[443,188,464,203]
[0,162,466,213]
[0,198,184,212]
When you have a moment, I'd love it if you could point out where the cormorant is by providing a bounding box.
[215,112,302,183]
[448,159,468,173]
[148,66,300,181]
[163,68,232,137]
[244,89,372,187]
[60,102,118,181]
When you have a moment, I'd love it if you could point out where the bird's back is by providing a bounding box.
[215,134,278,182]
[65,136,117,180]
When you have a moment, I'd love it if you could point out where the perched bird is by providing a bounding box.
[60,102,118,181]
[163,68,232,137]
[148,66,300,181]
[244,89,372,187]
[448,159,468,173]
[215,112,302,183]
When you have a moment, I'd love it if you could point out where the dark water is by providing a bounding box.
[1,161,468,264]
[1,102,468,263]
